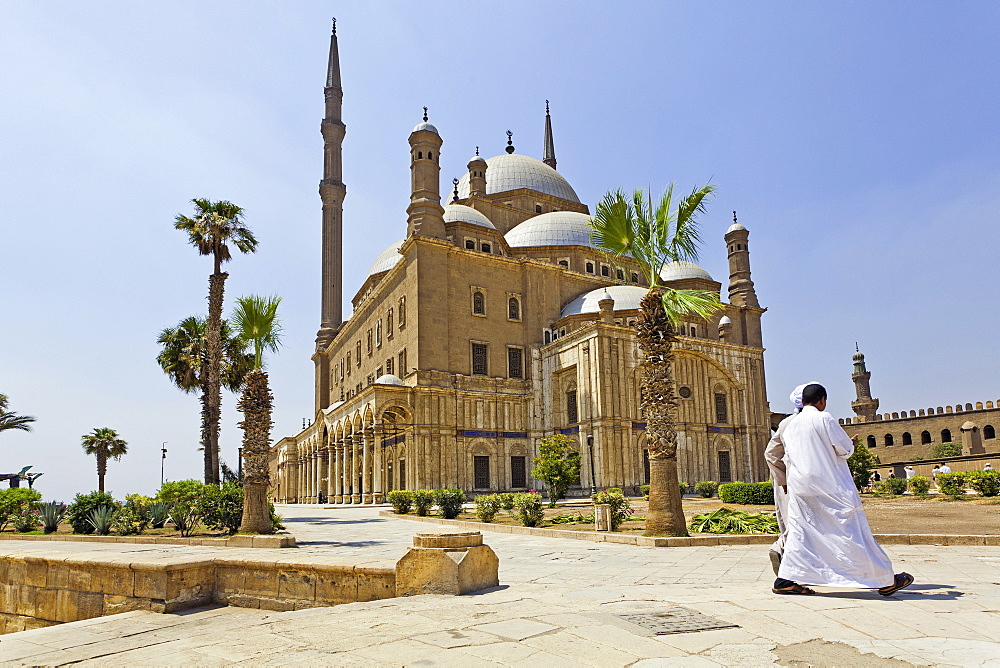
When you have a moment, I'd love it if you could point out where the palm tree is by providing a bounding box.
[231,295,282,533]
[590,184,721,536]
[81,427,129,492]
[174,199,257,484]
[156,316,254,483]
[0,394,36,436]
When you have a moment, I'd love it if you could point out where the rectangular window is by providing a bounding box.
[398,296,406,328]
[367,374,374,386]
[398,349,407,376]
[472,343,488,376]
[386,308,394,337]
[399,460,406,489]
[386,357,394,375]
[718,451,732,483]
[566,390,578,424]
[375,319,382,348]
[481,242,492,254]
[465,239,476,250]
[715,393,728,424]
[643,450,650,485]
[600,265,610,277]
[474,456,490,489]
[356,341,362,365]
[586,262,595,274]
[366,330,373,355]
[511,456,526,488]
[557,258,569,268]
[346,352,351,375]
[507,347,523,379]
[376,366,383,378]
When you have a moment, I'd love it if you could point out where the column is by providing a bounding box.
[362,428,373,504]
[333,442,343,503]
[318,443,329,504]
[344,435,354,503]
[296,456,305,503]
[372,425,384,504]
[351,435,361,503]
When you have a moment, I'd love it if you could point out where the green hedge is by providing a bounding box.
[936,472,967,498]
[874,478,908,497]
[966,470,1000,497]
[908,476,932,495]
[695,481,718,498]
[718,481,774,505]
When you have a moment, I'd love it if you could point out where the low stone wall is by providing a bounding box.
[0,531,497,634]
[0,533,295,548]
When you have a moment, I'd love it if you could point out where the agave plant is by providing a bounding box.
[148,501,172,529]
[688,507,778,535]
[87,505,116,535]
[169,502,200,537]
[40,502,66,534]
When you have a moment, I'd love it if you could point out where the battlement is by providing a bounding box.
[840,399,998,425]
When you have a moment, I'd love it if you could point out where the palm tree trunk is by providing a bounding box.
[97,452,107,493]
[238,370,274,533]
[637,290,688,536]
[200,382,212,486]
[204,270,228,485]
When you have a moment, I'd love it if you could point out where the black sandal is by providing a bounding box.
[772,583,815,595]
[878,572,914,596]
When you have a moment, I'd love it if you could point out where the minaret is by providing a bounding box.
[406,108,446,239]
[851,344,880,422]
[467,147,487,198]
[724,212,763,346]
[542,100,557,169]
[316,18,346,351]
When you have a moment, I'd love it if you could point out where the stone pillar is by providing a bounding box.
[362,428,373,504]
[961,421,982,456]
[318,444,329,504]
[372,426,385,503]
[296,456,305,503]
[332,443,342,503]
[351,434,362,503]
[395,531,500,596]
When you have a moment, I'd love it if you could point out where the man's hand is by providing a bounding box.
[850,434,860,446]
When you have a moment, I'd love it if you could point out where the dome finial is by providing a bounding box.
[331,17,336,34]
[856,342,860,352]
[452,178,460,203]
[475,146,480,156]
[733,210,738,224]
[505,130,515,154]
[546,99,550,114]
[422,106,428,122]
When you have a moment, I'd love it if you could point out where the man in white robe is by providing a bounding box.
[770,383,913,596]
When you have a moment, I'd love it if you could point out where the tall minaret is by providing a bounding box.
[542,100,557,169]
[724,212,763,346]
[406,108,446,239]
[851,344,880,422]
[316,19,346,351]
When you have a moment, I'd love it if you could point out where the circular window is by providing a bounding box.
[679,386,692,399]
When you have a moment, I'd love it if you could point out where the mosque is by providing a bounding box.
[267,24,773,503]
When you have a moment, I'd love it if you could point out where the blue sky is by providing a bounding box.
[2,2,998,500]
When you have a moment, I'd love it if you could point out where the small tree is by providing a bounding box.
[931,442,962,458]
[847,443,879,491]
[80,428,128,493]
[531,435,582,507]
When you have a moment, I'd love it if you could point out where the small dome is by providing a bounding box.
[365,239,405,277]
[561,285,649,318]
[468,153,486,164]
[456,153,580,202]
[443,204,495,229]
[660,260,713,282]
[853,350,865,362]
[719,315,732,325]
[505,211,596,248]
[961,421,977,431]
[374,374,406,386]
[411,121,439,134]
[727,221,747,234]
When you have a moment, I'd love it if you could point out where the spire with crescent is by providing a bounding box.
[542,100,557,169]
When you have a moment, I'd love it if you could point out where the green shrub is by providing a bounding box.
[112,502,149,536]
[88,506,116,535]
[270,503,284,532]
[717,481,774,505]
[156,479,205,504]
[12,503,41,533]
[474,494,501,522]
[66,491,118,534]
[639,484,650,500]
[512,492,544,527]
[966,470,1000,497]
[0,488,43,531]
[873,478,908,497]
[550,513,593,524]
[689,507,779,534]
[931,442,963,458]
[434,489,466,519]
[413,490,435,516]
[148,501,171,528]
[198,482,243,534]
[591,487,633,531]
[908,476,932,496]
[169,502,200,537]
[40,502,66,534]
[679,481,689,496]
[847,445,879,491]
[386,490,414,514]
[531,434,582,507]
[695,481,718,498]
[496,492,517,510]
[936,472,967,498]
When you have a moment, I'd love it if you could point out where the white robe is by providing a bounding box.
[776,406,894,588]
[764,414,796,554]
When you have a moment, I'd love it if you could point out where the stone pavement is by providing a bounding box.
[0,505,998,666]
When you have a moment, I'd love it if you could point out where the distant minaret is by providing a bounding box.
[542,100,557,169]
[724,212,763,346]
[406,108,446,239]
[467,147,487,198]
[316,18,346,351]
[851,344,880,422]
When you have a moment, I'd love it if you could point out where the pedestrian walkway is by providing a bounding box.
[1,505,998,666]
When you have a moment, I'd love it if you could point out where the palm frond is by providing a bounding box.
[174,198,258,263]
[669,184,714,262]
[659,288,723,326]
[81,427,128,459]
[590,189,635,257]
[232,295,283,370]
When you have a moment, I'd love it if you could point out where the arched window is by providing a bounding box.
[417,151,422,159]
[428,151,433,160]
[941,429,952,443]
[508,297,520,320]
[631,272,639,283]
[586,262,594,274]
[481,242,492,254]
[472,291,485,315]
[543,330,551,344]
[902,432,912,445]
[985,425,996,440]
[884,434,894,446]
[867,435,877,448]
[616,269,625,280]
[921,430,931,444]
[566,389,578,424]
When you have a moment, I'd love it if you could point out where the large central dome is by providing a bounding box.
[456,154,580,203]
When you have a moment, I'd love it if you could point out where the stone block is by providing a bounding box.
[33,588,58,622]
[67,564,93,591]
[875,534,910,545]
[162,567,213,611]
[357,571,396,602]
[7,558,26,584]
[395,537,499,596]
[24,559,48,588]
[257,597,297,612]
[985,535,1000,546]
[214,565,245,597]
[227,535,256,548]
[907,534,949,545]
[132,568,168,600]
[314,568,357,604]
[103,594,158,616]
[11,584,36,617]
[946,535,986,545]
[45,563,69,589]
[412,531,482,549]
[241,567,280,597]
[278,570,317,600]
[75,591,104,620]
[223,593,262,609]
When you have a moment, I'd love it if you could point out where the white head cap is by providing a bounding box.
[789,381,821,413]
